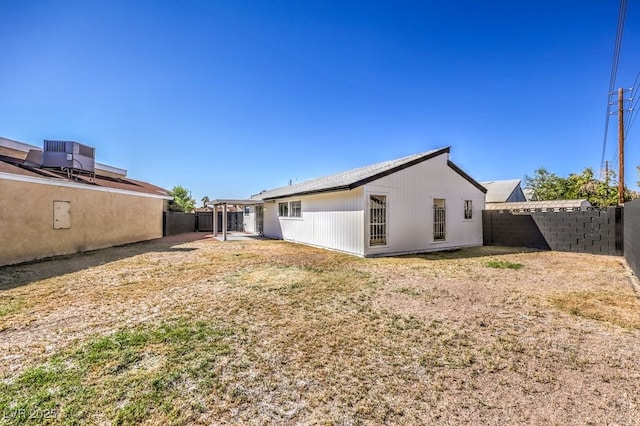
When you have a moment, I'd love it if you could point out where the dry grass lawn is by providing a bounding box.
[1,234,639,425]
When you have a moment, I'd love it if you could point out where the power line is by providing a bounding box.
[601,0,629,169]
[624,68,640,136]
[609,0,628,94]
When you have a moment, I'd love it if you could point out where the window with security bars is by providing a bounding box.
[369,195,387,246]
[290,201,302,217]
[464,200,473,219]
[433,198,446,241]
[278,202,288,217]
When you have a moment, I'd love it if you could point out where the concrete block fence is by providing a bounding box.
[482,207,623,256]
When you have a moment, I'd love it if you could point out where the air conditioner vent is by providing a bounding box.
[42,140,95,173]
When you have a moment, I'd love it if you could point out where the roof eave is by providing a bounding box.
[260,185,353,200]
[447,160,487,193]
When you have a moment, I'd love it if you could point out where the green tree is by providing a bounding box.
[524,167,620,207]
[168,185,195,212]
[523,167,567,201]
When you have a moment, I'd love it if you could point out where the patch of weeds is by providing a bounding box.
[394,287,421,297]
[550,290,640,329]
[484,260,524,270]
[416,249,463,260]
[0,297,24,317]
[388,315,423,331]
[492,335,525,354]
[240,265,375,302]
[419,330,476,369]
[567,349,591,371]
[0,318,235,425]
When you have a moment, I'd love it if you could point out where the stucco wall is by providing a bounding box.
[0,178,165,266]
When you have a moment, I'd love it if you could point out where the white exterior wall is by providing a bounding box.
[263,201,282,239]
[260,152,484,257]
[363,153,484,256]
[263,188,366,256]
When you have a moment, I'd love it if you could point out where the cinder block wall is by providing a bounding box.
[163,212,196,236]
[624,200,640,275]
[482,211,549,249]
[483,208,623,256]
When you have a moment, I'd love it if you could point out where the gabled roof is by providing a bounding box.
[480,179,524,203]
[253,147,486,200]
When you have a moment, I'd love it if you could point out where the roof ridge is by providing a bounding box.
[255,147,451,200]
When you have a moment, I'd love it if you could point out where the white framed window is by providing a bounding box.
[278,202,288,217]
[244,206,250,215]
[369,195,387,246]
[433,198,446,241]
[290,201,301,218]
[464,200,473,220]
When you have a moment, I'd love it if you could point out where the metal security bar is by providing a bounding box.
[464,200,473,219]
[370,195,387,245]
[434,198,446,241]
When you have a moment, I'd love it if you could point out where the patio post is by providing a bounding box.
[213,203,218,237]
[223,202,228,241]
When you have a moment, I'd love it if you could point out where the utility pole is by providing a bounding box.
[605,160,609,199]
[618,87,625,205]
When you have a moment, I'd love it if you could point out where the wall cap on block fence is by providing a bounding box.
[485,199,593,213]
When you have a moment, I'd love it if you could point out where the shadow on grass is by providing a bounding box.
[0,233,208,291]
[392,245,546,261]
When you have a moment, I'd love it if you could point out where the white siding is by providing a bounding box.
[261,152,484,257]
[263,188,365,256]
[243,206,256,233]
[364,153,484,256]
[263,201,282,239]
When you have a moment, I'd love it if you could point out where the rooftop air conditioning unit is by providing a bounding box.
[41,140,95,173]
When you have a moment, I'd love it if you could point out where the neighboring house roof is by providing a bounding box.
[253,147,486,200]
[485,200,592,211]
[0,150,171,199]
[480,179,527,203]
[522,188,534,201]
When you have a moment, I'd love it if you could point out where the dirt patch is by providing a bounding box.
[0,238,639,424]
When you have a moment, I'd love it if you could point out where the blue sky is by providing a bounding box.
[1,1,639,203]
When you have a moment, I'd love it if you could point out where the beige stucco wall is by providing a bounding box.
[0,178,165,266]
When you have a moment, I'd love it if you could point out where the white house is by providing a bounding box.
[233,147,486,257]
